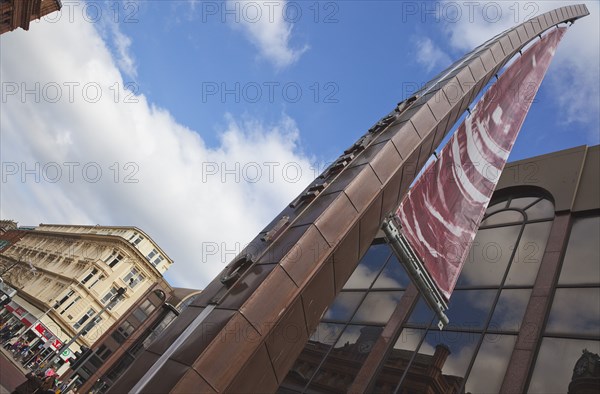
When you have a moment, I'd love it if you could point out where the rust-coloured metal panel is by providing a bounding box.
[264,298,309,382]
[359,197,384,256]
[380,170,404,223]
[479,48,496,73]
[192,312,261,391]
[312,193,359,245]
[332,225,360,292]
[367,142,404,185]
[145,306,206,356]
[300,258,335,330]
[170,309,236,366]
[108,6,589,393]
[344,165,384,211]
[226,344,279,393]
[278,225,330,287]
[171,370,216,393]
[217,263,278,309]
[239,266,298,336]
[425,89,453,121]
[388,122,422,159]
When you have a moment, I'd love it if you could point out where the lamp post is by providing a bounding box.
[37,287,127,370]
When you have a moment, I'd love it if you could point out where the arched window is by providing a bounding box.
[380,191,556,393]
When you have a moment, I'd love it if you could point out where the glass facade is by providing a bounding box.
[527,215,600,393]
[278,194,598,394]
[280,242,408,393]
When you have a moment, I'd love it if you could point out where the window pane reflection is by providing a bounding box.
[489,289,531,331]
[524,198,554,220]
[528,337,600,393]
[343,243,391,289]
[457,226,521,287]
[406,296,435,327]
[309,322,345,348]
[372,254,409,289]
[304,325,381,393]
[505,221,552,286]
[485,201,508,216]
[480,210,524,227]
[466,334,516,393]
[558,216,600,285]
[446,290,495,330]
[398,330,480,391]
[323,291,364,322]
[374,328,426,392]
[508,197,539,210]
[546,288,600,336]
[352,291,403,324]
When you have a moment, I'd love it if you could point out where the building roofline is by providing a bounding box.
[23,230,169,278]
[36,223,173,267]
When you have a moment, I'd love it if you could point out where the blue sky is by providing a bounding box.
[1,1,598,288]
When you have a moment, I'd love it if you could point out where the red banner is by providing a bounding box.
[393,28,566,301]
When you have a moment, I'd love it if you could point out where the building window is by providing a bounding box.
[104,252,122,269]
[81,316,103,337]
[132,299,157,323]
[101,286,122,310]
[146,249,158,261]
[281,241,408,392]
[97,344,113,361]
[130,234,144,247]
[87,275,104,289]
[112,321,135,344]
[60,296,81,315]
[56,290,74,307]
[527,215,600,393]
[123,268,144,289]
[81,268,98,285]
[152,255,164,267]
[101,287,118,304]
[74,308,96,330]
[280,194,556,393]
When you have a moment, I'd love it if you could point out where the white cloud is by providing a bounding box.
[414,36,452,72]
[0,12,315,288]
[226,0,309,68]
[440,0,600,142]
[108,23,137,79]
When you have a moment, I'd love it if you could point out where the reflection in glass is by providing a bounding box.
[446,290,495,330]
[343,243,391,289]
[374,329,426,392]
[304,325,381,393]
[558,216,600,285]
[372,254,409,289]
[480,210,524,227]
[352,291,403,324]
[524,198,554,220]
[528,337,600,393]
[485,201,508,216]
[509,197,539,210]
[457,226,521,287]
[466,334,516,393]
[546,288,600,336]
[406,296,435,327]
[309,322,345,347]
[323,291,365,322]
[489,289,531,331]
[398,330,480,391]
[505,221,552,286]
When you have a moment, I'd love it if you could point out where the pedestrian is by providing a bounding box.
[36,372,57,394]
